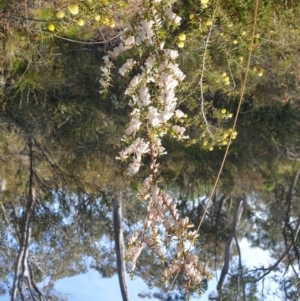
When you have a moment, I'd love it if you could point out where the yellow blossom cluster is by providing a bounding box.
[177,33,186,48]
[48,2,119,32]
[221,72,230,85]
[200,0,209,8]
[200,127,237,151]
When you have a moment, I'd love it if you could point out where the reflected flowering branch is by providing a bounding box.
[99,0,212,296]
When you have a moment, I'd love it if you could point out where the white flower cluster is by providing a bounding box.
[99,55,112,93]
[99,3,188,177]
[99,34,135,94]
[116,137,149,176]
[99,0,212,292]
[119,59,136,76]
[116,46,188,175]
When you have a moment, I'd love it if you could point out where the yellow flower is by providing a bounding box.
[77,19,85,26]
[233,40,238,44]
[257,70,264,77]
[221,108,226,114]
[109,19,115,28]
[227,113,233,118]
[178,33,186,42]
[203,140,208,146]
[94,15,100,21]
[68,4,79,15]
[209,146,214,151]
[177,41,185,48]
[222,72,227,77]
[56,11,65,19]
[241,31,246,36]
[227,22,233,28]
[205,19,212,26]
[189,13,195,20]
[48,24,55,32]
[201,0,209,7]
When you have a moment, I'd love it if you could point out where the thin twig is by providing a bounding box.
[51,32,122,45]
[199,8,217,135]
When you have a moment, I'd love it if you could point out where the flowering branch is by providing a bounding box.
[99,0,212,296]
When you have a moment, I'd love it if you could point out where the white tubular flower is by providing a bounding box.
[99,78,108,89]
[172,125,189,140]
[137,20,155,45]
[128,156,141,176]
[116,149,128,161]
[168,63,186,81]
[159,109,174,123]
[124,109,142,136]
[147,106,161,127]
[187,230,200,239]
[152,137,167,157]
[100,66,110,77]
[138,86,151,107]
[159,73,179,90]
[123,35,135,48]
[135,138,150,155]
[144,55,156,73]
[119,59,136,76]
[103,55,110,64]
[164,7,181,25]
[164,49,179,60]
[125,74,143,95]
[158,88,177,105]
[175,109,185,118]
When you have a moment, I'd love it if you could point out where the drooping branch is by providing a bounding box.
[113,197,130,301]
[234,235,246,301]
[214,196,228,278]
[11,136,44,301]
[217,198,244,293]
[284,170,300,260]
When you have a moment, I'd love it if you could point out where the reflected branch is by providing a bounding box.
[217,198,244,293]
[113,196,130,301]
